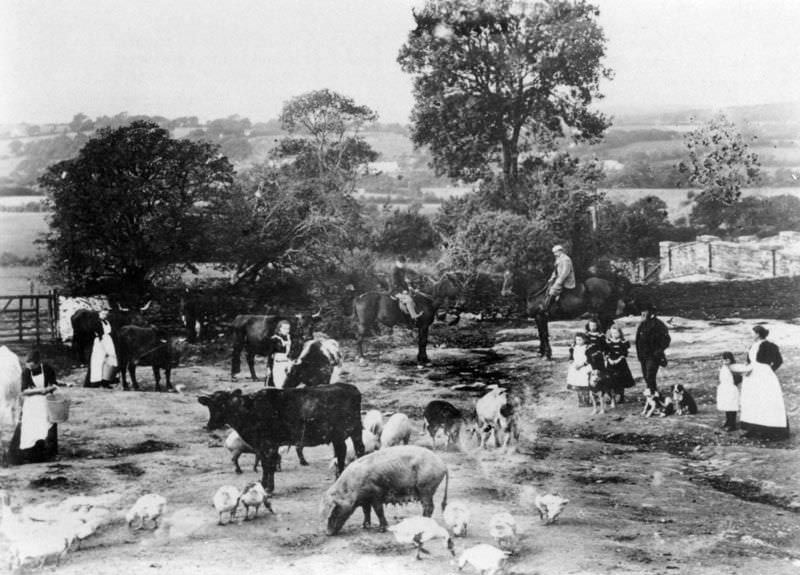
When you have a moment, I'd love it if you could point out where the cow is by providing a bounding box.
[69,301,151,366]
[116,326,179,392]
[230,310,322,381]
[283,336,342,389]
[196,383,365,493]
[0,347,22,459]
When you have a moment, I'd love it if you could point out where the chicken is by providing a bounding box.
[534,493,569,524]
[126,493,167,530]
[387,516,455,560]
[442,500,470,537]
[457,543,510,575]
[488,511,517,551]
[212,485,241,525]
[239,482,273,520]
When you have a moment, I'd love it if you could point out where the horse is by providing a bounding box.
[353,273,463,367]
[525,276,628,360]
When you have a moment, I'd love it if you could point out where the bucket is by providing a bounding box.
[102,363,117,382]
[46,393,70,423]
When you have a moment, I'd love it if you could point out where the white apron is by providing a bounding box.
[566,346,592,389]
[90,321,118,384]
[19,372,49,449]
[739,342,787,429]
[272,354,292,389]
[716,366,740,412]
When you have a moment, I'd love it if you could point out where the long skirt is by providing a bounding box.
[607,359,635,392]
[740,363,789,439]
[7,422,58,465]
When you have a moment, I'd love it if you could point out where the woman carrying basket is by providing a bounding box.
[8,349,59,464]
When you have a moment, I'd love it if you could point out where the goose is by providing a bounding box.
[457,543,510,575]
[534,493,569,524]
[239,482,273,520]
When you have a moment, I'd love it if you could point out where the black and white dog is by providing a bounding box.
[671,384,698,415]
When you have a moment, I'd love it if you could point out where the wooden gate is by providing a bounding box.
[0,292,59,344]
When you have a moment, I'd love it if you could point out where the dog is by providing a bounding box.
[642,389,675,418]
[671,384,698,415]
[588,369,616,414]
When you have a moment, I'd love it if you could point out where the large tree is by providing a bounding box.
[39,121,234,295]
[398,0,611,185]
[275,89,378,186]
[678,114,761,207]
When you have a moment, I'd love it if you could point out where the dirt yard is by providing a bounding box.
[1,313,799,575]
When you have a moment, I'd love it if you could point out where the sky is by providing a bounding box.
[1,0,799,125]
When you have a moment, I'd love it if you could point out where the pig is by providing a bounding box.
[321,445,448,535]
[380,413,412,447]
[363,409,384,440]
[422,400,463,449]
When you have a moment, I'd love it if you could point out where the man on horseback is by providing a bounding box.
[542,244,575,314]
[391,256,423,320]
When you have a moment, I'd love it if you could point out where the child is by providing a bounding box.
[604,326,635,403]
[584,319,606,370]
[567,333,593,406]
[717,351,741,431]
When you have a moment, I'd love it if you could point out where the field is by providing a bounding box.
[0,310,798,574]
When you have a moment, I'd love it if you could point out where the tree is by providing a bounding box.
[275,89,378,184]
[374,203,440,256]
[398,0,611,186]
[39,121,234,295]
[678,114,761,206]
[600,196,672,259]
[68,113,93,133]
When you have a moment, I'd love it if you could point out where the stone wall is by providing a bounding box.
[660,231,800,281]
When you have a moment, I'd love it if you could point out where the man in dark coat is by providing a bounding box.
[635,303,671,393]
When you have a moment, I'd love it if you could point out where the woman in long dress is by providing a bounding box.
[88,310,117,388]
[737,325,789,440]
[8,349,58,464]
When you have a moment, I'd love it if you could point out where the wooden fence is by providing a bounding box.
[0,292,59,344]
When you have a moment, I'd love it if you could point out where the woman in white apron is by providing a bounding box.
[8,350,58,465]
[88,311,118,388]
[736,325,789,440]
[268,320,293,389]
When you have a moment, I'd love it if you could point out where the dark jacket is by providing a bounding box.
[21,363,57,390]
[749,340,783,371]
[635,316,671,361]
[391,266,411,293]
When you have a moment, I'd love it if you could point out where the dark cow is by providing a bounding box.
[116,325,178,392]
[70,302,151,366]
[196,383,365,493]
[283,337,342,389]
[230,311,321,381]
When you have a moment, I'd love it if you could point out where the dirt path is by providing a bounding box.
[1,315,799,574]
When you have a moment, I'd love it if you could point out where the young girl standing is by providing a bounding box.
[268,320,293,388]
[604,326,635,403]
[567,333,593,406]
[717,351,740,431]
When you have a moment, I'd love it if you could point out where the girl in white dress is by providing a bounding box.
[567,333,593,405]
[717,351,740,431]
[735,325,788,440]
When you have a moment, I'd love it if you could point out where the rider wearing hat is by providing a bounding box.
[543,244,575,313]
[391,256,422,320]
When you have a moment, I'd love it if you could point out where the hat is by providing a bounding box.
[643,302,657,313]
[552,244,565,254]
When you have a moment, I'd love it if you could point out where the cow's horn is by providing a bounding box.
[116,303,130,312]
[311,307,322,319]
[140,300,152,311]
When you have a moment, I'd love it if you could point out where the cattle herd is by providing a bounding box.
[0,299,567,573]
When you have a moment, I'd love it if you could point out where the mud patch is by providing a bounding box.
[577,431,702,456]
[570,474,635,485]
[114,440,180,456]
[273,532,326,554]
[352,539,406,556]
[511,466,553,482]
[109,462,145,477]
[695,474,800,512]
[29,474,93,491]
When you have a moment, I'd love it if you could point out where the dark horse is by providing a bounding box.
[353,273,462,366]
[525,276,628,360]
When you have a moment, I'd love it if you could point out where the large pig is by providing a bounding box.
[321,445,448,535]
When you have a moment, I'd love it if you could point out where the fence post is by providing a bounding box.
[708,242,713,273]
[772,249,777,277]
[18,297,23,342]
[35,297,41,346]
